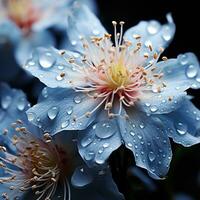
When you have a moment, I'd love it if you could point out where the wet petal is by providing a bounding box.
[78,116,122,167]
[16,30,55,66]
[124,14,175,64]
[155,53,200,90]
[24,47,85,88]
[26,87,102,134]
[0,83,30,134]
[160,99,200,147]
[118,108,172,178]
[71,167,125,200]
[67,3,107,53]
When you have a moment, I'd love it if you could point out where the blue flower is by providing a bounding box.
[24,4,200,178]
[0,0,96,66]
[0,83,124,200]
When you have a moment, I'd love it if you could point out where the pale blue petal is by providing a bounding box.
[0,83,31,134]
[118,108,172,178]
[156,53,200,90]
[136,87,186,115]
[15,31,55,66]
[124,14,175,64]
[67,3,107,53]
[24,47,84,88]
[0,19,21,44]
[160,99,200,147]
[78,115,122,167]
[26,87,102,134]
[71,167,125,200]
[136,53,200,115]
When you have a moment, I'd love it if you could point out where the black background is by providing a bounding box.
[96,0,200,200]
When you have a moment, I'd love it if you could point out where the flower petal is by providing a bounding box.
[67,3,107,53]
[78,115,122,167]
[124,14,175,64]
[16,31,55,66]
[24,47,85,88]
[71,167,125,200]
[118,108,172,178]
[156,53,200,90]
[136,53,200,114]
[160,99,200,147]
[26,87,102,134]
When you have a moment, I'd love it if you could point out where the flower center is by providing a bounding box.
[0,120,72,199]
[6,0,40,32]
[60,21,166,119]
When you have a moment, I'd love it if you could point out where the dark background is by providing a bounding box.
[96,0,200,200]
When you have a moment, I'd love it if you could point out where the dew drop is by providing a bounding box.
[42,88,48,98]
[92,29,100,36]
[186,64,198,78]
[71,40,77,46]
[66,106,73,115]
[56,75,64,81]
[1,96,12,109]
[27,112,36,122]
[81,135,94,147]
[71,166,93,187]
[84,151,95,161]
[147,21,160,34]
[162,25,172,41]
[39,52,56,69]
[95,121,117,139]
[179,54,188,65]
[61,120,70,128]
[28,60,35,66]
[103,143,110,148]
[175,122,187,135]
[150,105,158,112]
[17,97,26,111]
[139,123,145,129]
[74,95,82,104]
[47,106,59,120]
[130,131,135,137]
[148,151,156,162]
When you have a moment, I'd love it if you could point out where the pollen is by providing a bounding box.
[0,120,72,199]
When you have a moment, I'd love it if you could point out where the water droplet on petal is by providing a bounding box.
[162,25,172,41]
[28,60,35,66]
[39,52,56,69]
[81,135,94,147]
[61,120,70,128]
[47,106,59,120]
[139,123,145,129]
[57,65,64,70]
[175,122,187,135]
[186,64,198,78]
[56,75,64,81]
[148,151,156,162]
[98,147,104,154]
[74,95,82,104]
[27,112,36,122]
[92,29,100,36]
[84,151,95,161]
[71,166,93,187]
[103,143,110,148]
[1,96,12,109]
[42,88,48,98]
[95,157,105,164]
[130,131,135,137]
[95,121,117,139]
[66,106,73,115]
[179,54,188,65]
[150,105,158,112]
[147,21,160,34]
[17,97,26,111]
[71,40,77,46]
